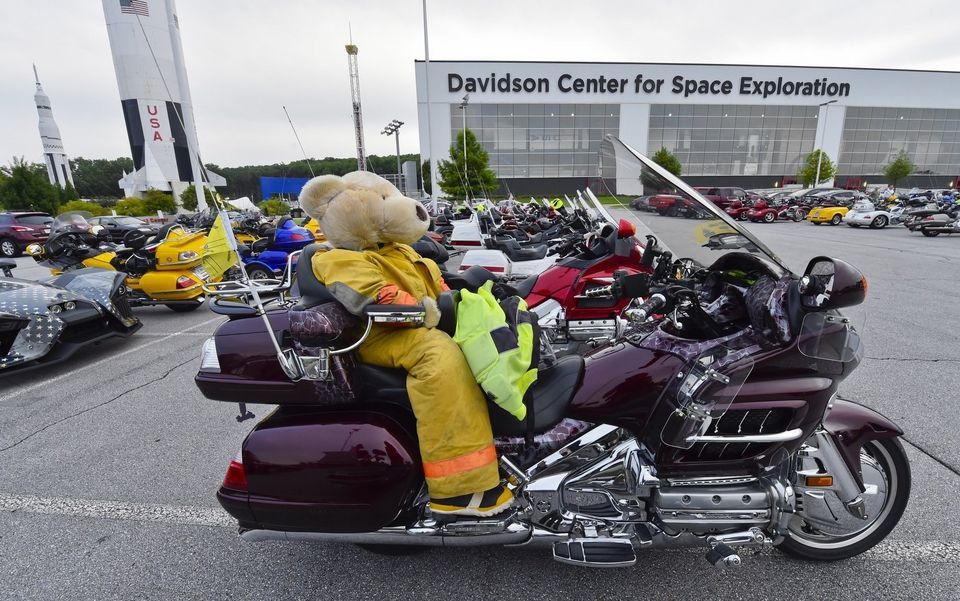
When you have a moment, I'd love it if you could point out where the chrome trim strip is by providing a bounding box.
[686,428,803,444]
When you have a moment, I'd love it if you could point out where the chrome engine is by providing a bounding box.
[519,425,795,552]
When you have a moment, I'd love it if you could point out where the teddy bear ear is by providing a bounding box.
[299,175,345,220]
[343,171,400,197]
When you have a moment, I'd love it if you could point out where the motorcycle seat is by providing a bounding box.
[513,273,539,297]
[500,240,548,262]
[356,355,585,438]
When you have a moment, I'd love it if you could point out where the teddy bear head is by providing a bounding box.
[298,171,429,251]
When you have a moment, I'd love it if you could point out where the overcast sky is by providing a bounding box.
[2,0,958,168]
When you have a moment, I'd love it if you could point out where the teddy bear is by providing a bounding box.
[298,171,513,517]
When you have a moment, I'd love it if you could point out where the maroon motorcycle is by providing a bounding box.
[195,139,909,568]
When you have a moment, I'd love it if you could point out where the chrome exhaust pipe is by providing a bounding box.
[239,520,531,547]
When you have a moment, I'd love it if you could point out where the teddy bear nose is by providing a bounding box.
[415,204,428,222]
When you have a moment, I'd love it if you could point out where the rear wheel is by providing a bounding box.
[871,216,889,229]
[0,238,19,258]
[763,212,775,223]
[792,212,803,222]
[921,229,940,237]
[777,438,910,561]
[831,214,843,225]
[246,266,274,280]
[166,302,202,312]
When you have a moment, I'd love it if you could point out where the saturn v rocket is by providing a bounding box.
[33,66,75,190]
[101,0,223,205]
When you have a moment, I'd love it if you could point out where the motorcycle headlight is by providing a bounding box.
[178,251,199,261]
[48,304,62,314]
[63,301,76,311]
[199,338,220,373]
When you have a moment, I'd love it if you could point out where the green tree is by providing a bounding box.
[71,157,134,199]
[180,184,199,211]
[798,150,836,187]
[652,147,682,176]
[884,150,915,188]
[58,200,109,216]
[115,197,147,216]
[437,129,498,198]
[421,159,431,196]
[0,157,60,213]
[259,198,290,216]
[59,182,81,202]
[142,189,176,214]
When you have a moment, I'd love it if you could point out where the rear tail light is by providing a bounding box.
[479,265,505,273]
[222,453,248,492]
[451,240,482,247]
[10,226,30,232]
[199,337,220,373]
[290,233,306,241]
[176,275,197,289]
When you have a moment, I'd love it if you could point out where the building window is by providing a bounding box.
[838,107,960,177]
[647,104,817,177]
[449,103,620,179]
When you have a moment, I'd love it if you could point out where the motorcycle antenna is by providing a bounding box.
[283,105,316,177]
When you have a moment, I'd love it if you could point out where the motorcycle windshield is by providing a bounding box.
[660,345,755,449]
[51,212,94,234]
[599,137,789,272]
[797,312,863,362]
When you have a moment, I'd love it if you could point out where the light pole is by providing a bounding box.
[459,93,470,199]
[813,99,838,187]
[381,119,404,191]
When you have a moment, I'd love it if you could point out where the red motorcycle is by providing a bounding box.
[724,199,753,221]
[745,199,781,223]
[196,139,909,568]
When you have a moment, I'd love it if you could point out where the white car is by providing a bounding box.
[844,201,893,229]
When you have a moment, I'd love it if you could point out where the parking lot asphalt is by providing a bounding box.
[2,217,960,600]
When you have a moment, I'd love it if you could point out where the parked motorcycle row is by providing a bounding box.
[0,209,314,376]
[629,184,960,237]
[193,138,910,571]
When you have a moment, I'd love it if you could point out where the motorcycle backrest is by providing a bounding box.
[295,243,336,309]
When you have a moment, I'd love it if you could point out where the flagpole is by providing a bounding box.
[422,0,437,212]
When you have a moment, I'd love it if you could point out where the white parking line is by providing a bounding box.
[0,314,223,404]
[1,491,957,563]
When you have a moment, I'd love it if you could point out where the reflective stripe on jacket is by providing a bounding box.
[453,281,539,421]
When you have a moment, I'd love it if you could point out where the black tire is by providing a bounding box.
[777,438,910,562]
[738,213,749,221]
[921,229,940,237]
[246,267,273,280]
[166,302,202,312]
[355,544,430,556]
[792,212,803,222]
[797,209,808,220]
[831,214,843,225]
[871,216,888,229]
[763,212,775,223]
[0,238,19,258]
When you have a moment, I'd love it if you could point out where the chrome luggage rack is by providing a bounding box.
[201,250,301,303]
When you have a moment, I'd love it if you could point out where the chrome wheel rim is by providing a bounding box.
[1,241,15,256]
[788,441,895,549]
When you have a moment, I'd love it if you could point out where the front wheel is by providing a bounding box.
[831,214,843,225]
[921,229,940,237]
[792,212,803,222]
[872,216,888,229]
[763,212,776,223]
[777,437,910,561]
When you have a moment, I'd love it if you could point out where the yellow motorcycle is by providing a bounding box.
[29,212,218,312]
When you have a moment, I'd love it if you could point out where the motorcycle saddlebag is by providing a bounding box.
[225,406,423,533]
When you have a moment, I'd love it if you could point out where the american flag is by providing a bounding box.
[120,0,149,17]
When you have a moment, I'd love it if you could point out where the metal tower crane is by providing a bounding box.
[345,41,366,171]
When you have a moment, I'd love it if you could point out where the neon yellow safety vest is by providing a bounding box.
[453,281,539,421]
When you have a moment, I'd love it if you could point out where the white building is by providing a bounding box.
[416,61,960,193]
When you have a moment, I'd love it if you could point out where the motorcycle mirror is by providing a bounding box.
[800,257,867,310]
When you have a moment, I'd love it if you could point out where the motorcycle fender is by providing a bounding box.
[823,399,903,489]
[136,270,202,299]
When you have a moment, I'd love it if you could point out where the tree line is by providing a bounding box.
[61,154,420,201]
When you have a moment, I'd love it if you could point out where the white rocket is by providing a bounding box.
[101,0,222,207]
[33,65,75,190]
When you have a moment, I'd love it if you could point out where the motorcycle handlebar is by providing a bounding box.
[631,293,667,321]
